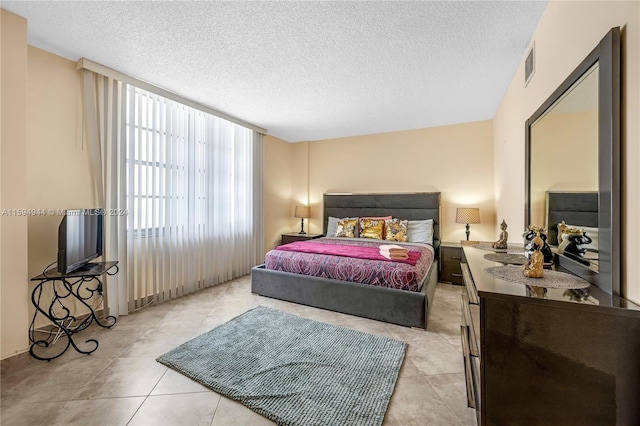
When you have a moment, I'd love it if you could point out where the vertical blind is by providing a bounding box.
[83,69,264,316]
[125,86,261,309]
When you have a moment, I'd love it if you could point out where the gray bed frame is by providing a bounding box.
[251,192,441,329]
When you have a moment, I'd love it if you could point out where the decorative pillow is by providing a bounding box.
[407,219,434,245]
[335,218,358,238]
[358,218,385,240]
[358,216,392,239]
[384,218,408,242]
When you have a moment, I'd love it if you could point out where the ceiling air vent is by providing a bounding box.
[525,43,535,86]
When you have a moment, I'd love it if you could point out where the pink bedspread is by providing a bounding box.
[276,241,421,265]
[264,238,434,292]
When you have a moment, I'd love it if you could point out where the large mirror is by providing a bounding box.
[530,65,599,270]
[525,27,620,296]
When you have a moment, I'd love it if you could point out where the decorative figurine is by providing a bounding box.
[492,219,509,249]
[523,226,554,264]
[527,285,548,298]
[559,231,593,266]
[557,220,569,244]
[523,232,545,278]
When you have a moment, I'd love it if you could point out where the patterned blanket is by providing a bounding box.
[276,241,421,265]
[265,237,434,292]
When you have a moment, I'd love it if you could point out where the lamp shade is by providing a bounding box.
[456,207,480,224]
[294,205,311,219]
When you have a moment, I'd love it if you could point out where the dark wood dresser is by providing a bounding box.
[460,244,640,425]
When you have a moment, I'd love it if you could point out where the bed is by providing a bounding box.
[251,192,441,329]
[546,191,599,268]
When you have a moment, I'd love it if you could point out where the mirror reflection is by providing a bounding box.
[529,63,599,271]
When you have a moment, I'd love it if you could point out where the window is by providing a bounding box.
[125,86,254,238]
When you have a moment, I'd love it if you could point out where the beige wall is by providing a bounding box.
[262,137,313,256]
[0,17,96,358]
[1,10,30,359]
[305,121,496,243]
[290,142,310,229]
[493,0,640,303]
[25,47,95,328]
[27,47,94,279]
[263,135,294,253]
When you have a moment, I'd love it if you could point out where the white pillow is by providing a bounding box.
[581,226,599,251]
[407,219,434,245]
[326,216,339,237]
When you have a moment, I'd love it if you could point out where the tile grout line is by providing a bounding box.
[422,374,466,426]
[125,367,169,425]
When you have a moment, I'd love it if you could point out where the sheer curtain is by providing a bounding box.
[82,71,264,316]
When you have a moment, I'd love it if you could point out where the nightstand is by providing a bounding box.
[281,233,323,245]
[440,242,464,285]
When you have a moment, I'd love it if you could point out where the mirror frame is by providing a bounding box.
[525,27,620,296]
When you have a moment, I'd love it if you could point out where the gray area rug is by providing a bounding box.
[156,306,407,426]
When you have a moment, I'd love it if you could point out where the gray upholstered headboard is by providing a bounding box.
[547,191,598,245]
[322,192,441,246]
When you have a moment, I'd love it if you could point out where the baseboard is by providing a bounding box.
[3,308,109,372]
[1,350,32,374]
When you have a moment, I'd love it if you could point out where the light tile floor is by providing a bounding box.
[1,276,476,426]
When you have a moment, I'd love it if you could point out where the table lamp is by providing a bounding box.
[294,205,311,234]
[456,207,480,241]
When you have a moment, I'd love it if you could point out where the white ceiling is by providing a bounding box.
[3,1,548,142]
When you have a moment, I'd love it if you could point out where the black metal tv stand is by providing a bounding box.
[29,261,119,361]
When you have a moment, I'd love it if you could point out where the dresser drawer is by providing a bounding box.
[461,325,479,410]
[441,245,464,263]
[441,266,463,284]
[461,293,480,357]
[441,245,464,284]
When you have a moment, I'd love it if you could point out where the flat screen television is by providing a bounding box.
[57,209,104,274]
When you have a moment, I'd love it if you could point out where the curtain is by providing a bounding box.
[82,70,129,316]
[82,72,264,316]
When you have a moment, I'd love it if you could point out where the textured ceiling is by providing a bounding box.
[3,1,547,142]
